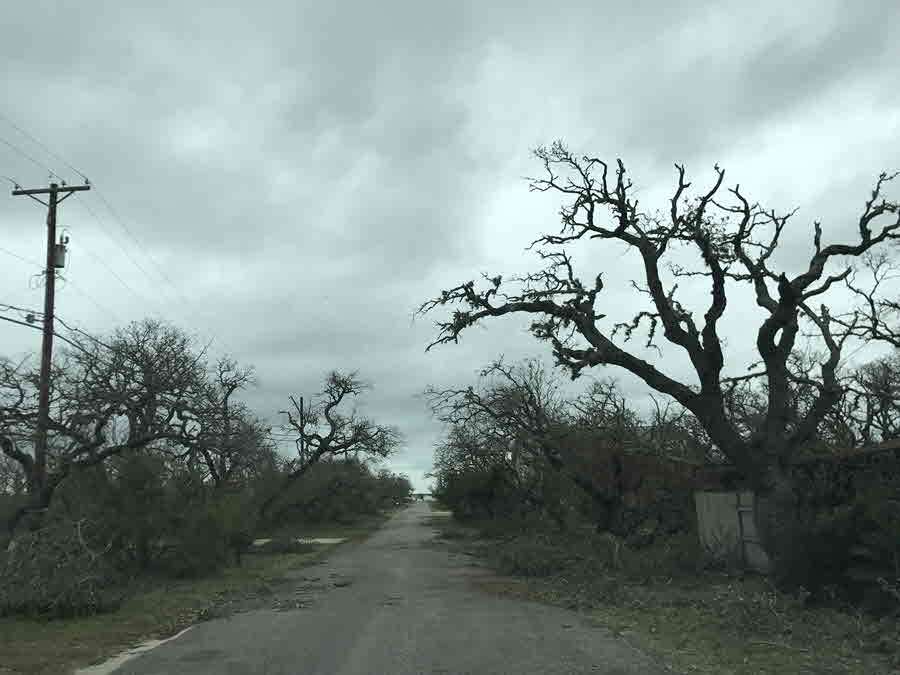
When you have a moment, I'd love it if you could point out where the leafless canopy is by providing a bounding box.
[0,319,212,533]
[258,371,402,519]
[419,141,900,485]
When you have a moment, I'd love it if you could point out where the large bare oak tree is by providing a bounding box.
[419,141,900,564]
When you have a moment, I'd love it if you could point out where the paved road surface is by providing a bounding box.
[108,503,668,674]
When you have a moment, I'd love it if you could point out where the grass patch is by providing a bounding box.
[0,513,389,675]
[589,581,900,675]
[431,515,900,675]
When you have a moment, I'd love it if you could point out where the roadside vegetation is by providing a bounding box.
[0,456,409,675]
[0,319,410,673]
[424,355,900,673]
[420,145,900,674]
[432,512,899,675]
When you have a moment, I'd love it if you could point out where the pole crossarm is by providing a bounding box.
[11,184,90,196]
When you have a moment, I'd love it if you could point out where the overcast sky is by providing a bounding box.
[2,1,899,490]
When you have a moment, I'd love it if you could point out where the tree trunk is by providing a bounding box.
[6,483,54,540]
[753,463,802,577]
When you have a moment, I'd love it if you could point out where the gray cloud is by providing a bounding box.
[1,1,899,490]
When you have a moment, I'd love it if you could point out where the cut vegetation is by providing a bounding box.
[430,514,900,675]
[0,512,392,675]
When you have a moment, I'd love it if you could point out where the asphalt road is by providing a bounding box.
[107,503,668,675]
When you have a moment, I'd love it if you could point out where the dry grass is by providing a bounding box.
[587,579,900,675]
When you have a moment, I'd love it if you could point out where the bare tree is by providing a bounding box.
[419,141,900,563]
[258,371,402,521]
[186,357,261,487]
[426,359,581,522]
[838,350,900,446]
[1,319,209,536]
[426,359,567,463]
[428,359,659,529]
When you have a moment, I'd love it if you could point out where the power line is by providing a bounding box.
[0,245,41,267]
[66,202,168,315]
[0,302,42,317]
[76,198,167,297]
[90,189,246,363]
[1,116,244,363]
[0,116,159,320]
[0,115,173,320]
[0,302,119,368]
[61,278,124,325]
[0,111,89,183]
[0,313,86,353]
[80,193,238,359]
[91,188,202,319]
[74,245,151,313]
[54,313,114,351]
[0,241,123,326]
[0,133,63,183]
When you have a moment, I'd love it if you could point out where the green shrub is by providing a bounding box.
[617,531,703,580]
[855,478,900,577]
[495,533,574,577]
[262,458,407,527]
[765,472,899,615]
[772,503,859,596]
[161,507,229,578]
[213,488,259,562]
[108,453,169,569]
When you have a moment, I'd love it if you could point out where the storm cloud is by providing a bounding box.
[2,0,899,489]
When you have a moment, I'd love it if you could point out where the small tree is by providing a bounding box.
[258,371,402,523]
[187,357,262,488]
[427,359,602,527]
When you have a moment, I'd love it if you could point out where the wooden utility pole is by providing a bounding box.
[11,182,90,504]
[298,396,306,464]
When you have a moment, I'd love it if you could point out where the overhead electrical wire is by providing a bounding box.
[61,279,125,325]
[0,302,42,317]
[0,114,174,311]
[0,245,40,267]
[91,188,204,320]
[52,311,113,350]
[0,113,178,320]
[0,302,98,354]
[0,242,123,325]
[0,133,63,183]
[0,113,245,362]
[0,111,89,183]
[0,313,86,353]
[68,200,170,316]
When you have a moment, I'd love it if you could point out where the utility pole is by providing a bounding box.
[299,396,306,464]
[11,181,90,509]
